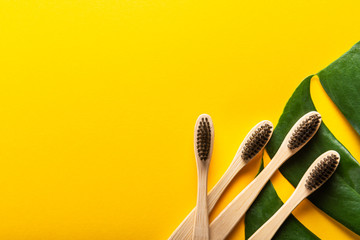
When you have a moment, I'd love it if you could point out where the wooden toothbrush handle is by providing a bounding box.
[193,166,209,240]
[169,161,245,240]
[209,154,286,240]
[249,190,306,240]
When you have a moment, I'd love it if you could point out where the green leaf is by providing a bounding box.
[265,76,360,234]
[245,42,360,237]
[245,158,319,240]
[318,41,360,135]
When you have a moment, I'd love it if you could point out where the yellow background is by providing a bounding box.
[0,0,360,239]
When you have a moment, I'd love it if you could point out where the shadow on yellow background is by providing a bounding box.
[0,0,360,239]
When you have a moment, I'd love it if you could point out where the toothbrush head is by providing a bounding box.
[241,121,273,161]
[195,114,214,162]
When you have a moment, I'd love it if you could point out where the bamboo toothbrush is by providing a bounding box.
[209,111,322,240]
[193,114,214,240]
[169,120,273,240]
[249,150,340,240]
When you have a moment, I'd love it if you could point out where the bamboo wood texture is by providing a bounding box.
[169,120,273,240]
[249,151,340,240]
[193,165,210,240]
[209,111,321,240]
[193,114,214,240]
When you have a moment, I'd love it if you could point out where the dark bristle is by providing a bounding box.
[241,123,272,161]
[305,154,339,190]
[196,117,211,161]
[288,114,321,150]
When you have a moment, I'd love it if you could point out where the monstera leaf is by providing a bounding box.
[245,42,360,239]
